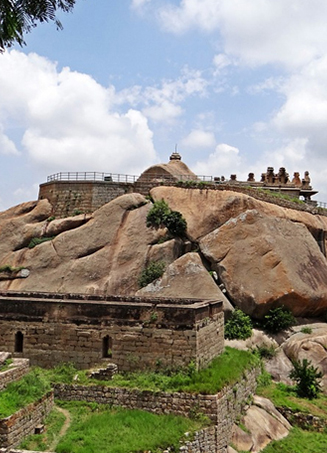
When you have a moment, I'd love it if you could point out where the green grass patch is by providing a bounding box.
[28,236,55,248]
[46,348,259,395]
[20,406,66,451]
[54,401,202,453]
[0,368,51,418]
[261,427,327,453]
[257,382,327,419]
[0,358,13,372]
[0,265,25,273]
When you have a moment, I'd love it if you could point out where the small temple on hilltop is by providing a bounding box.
[38,152,318,218]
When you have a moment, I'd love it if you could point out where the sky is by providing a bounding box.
[1,0,327,210]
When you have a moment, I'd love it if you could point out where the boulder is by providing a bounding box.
[150,186,327,242]
[231,396,291,453]
[282,323,327,389]
[136,252,233,313]
[0,194,162,295]
[199,209,327,318]
[225,329,278,352]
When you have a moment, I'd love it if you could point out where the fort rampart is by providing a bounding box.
[0,292,224,371]
[39,178,324,218]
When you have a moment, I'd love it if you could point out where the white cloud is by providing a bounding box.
[0,51,156,175]
[115,67,208,124]
[131,0,151,9]
[181,129,216,149]
[0,125,19,155]
[159,0,327,69]
[193,143,243,178]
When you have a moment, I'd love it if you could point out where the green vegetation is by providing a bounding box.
[257,381,327,418]
[0,368,51,418]
[255,344,277,360]
[290,359,323,399]
[262,427,327,453]
[263,307,295,333]
[53,402,201,453]
[301,327,313,334]
[256,188,305,205]
[224,309,253,340]
[138,260,166,288]
[20,406,66,451]
[0,357,13,371]
[0,264,24,273]
[146,199,187,237]
[28,236,55,248]
[45,348,259,395]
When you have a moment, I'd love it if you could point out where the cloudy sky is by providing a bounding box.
[1,0,327,210]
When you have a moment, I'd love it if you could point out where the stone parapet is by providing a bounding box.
[0,392,54,448]
[0,359,29,391]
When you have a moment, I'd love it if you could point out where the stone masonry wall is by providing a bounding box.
[0,359,29,391]
[0,392,54,448]
[39,181,131,217]
[0,295,223,371]
[39,179,324,218]
[54,366,260,453]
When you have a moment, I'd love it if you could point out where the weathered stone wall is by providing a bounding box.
[0,359,29,391]
[0,392,54,448]
[54,366,259,452]
[39,179,324,218]
[0,293,223,371]
[38,181,131,217]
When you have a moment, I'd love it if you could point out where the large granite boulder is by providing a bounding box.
[231,395,291,453]
[0,194,164,295]
[199,209,327,318]
[136,252,233,313]
[282,323,327,389]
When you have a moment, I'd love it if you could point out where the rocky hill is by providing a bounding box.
[1,186,327,318]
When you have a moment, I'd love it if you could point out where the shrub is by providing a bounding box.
[138,261,166,288]
[289,359,322,399]
[146,200,170,228]
[163,210,187,237]
[146,200,187,237]
[301,327,313,334]
[263,307,295,333]
[224,309,253,340]
[255,344,277,360]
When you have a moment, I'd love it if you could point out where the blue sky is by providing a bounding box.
[1,0,327,210]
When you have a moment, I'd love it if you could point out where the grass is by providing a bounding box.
[0,368,51,418]
[261,427,327,453]
[0,265,25,273]
[0,358,13,372]
[20,406,66,451]
[28,236,55,248]
[53,401,202,453]
[257,382,327,419]
[45,347,259,395]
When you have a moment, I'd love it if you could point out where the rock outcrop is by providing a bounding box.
[1,186,327,317]
[231,395,291,453]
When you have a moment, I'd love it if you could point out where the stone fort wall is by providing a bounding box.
[39,179,324,218]
[0,292,224,371]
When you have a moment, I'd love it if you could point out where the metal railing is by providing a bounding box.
[46,172,216,183]
[317,201,327,209]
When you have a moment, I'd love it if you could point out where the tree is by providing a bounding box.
[0,0,76,52]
